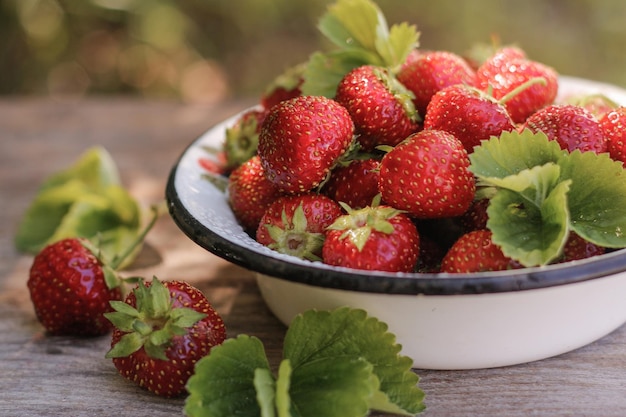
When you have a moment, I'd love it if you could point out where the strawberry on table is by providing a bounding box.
[423,84,516,153]
[105,277,226,398]
[256,193,343,261]
[335,65,420,151]
[322,158,381,210]
[28,237,123,336]
[397,50,477,117]
[323,200,420,273]
[378,129,476,219]
[227,155,283,233]
[440,229,521,273]
[523,104,608,154]
[258,95,355,194]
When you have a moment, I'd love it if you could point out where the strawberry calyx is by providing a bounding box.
[104,277,207,361]
[329,198,404,251]
[372,66,421,122]
[265,203,325,261]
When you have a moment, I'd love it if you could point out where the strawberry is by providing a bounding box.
[260,63,304,110]
[105,277,226,398]
[566,93,618,119]
[257,95,355,194]
[335,65,420,150]
[440,229,521,273]
[28,237,123,336]
[322,201,420,272]
[397,50,477,117]
[423,84,516,153]
[227,155,283,233]
[459,198,490,233]
[599,106,626,163]
[522,104,607,154]
[256,193,343,260]
[322,158,381,210]
[558,232,606,263]
[378,129,476,218]
[222,108,267,172]
[474,52,558,123]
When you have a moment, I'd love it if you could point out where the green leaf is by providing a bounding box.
[288,356,376,417]
[559,150,626,248]
[469,129,565,180]
[105,332,144,359]
[283,307,425,415]
[319,0,384,52]
[185,335,271,417]
[254,368,277,417]
[376,21,419,70]
[487,176,571,266]
[301,50,376,97]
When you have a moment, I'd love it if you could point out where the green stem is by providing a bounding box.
[498,76,547,104]
[110,202,163,270]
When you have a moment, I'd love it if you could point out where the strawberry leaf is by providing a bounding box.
[376,21,420,71]
[558,150,626,247]
[185,335,272,417]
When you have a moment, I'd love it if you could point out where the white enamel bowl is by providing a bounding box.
[166,76,626,370]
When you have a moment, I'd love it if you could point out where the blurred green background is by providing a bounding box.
[2,0,626,103]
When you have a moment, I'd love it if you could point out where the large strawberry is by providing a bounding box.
[322,158,381,210]
[397,50,477,117]
[322,201,420,273]
[440,229,521,273]
[335,65,420,151]
[28,237,123,336]
[599,106,626,163]
[474,51,558,123]
[378,129,476,218]
[423,84,516,153]
[256,193,343,261]
[522,104,607,154]
[258,95,355,194]
[105,277,226,397]
[227,155,283,233]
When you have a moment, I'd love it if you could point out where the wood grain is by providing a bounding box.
[1,97,626,417]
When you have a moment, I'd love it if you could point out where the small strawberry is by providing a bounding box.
[322,201,420,273]
[459,198,490,233]
[335,65,420,151]
[28,238,123,336]
[423,84,516,153]
[440,229,521,273]
[256,193,343,261]
[558,232,606,263]
[105,277,226,397]
[227,155,283,233]
[598,106,626,163]
[322,158,381,210]
[260,63,304,110]
[397,50,477,117]
[222,108,267,172]
[522,104,607,154]
[378,129,476,218]
[258,95,355,194]
[474,53,558,123]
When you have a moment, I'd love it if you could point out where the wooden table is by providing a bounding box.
[2,97,626,417]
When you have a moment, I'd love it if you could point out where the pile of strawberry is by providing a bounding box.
[209,1,626,275]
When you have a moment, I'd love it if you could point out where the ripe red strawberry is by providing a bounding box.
[322,158,381,210]
[335,65,420,151]
[474,53,558,123]
[440,229,521,273]
[459,198,490,233]
[28,238,123,336]
[227,155,283,233]
[522,104,607,154]
[258,95,355,194]
[105,277,226,397]
[558,232,605,263]
[256,193,343,260]
[423,84,516,153]
[222,108,267,172]
[566,93,618,119]
[378,129,476,218]
[397,50,477,117]
[322,202,420,272]
[599,106,626,163]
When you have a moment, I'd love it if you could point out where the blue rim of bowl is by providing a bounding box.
[166,151,626,297]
